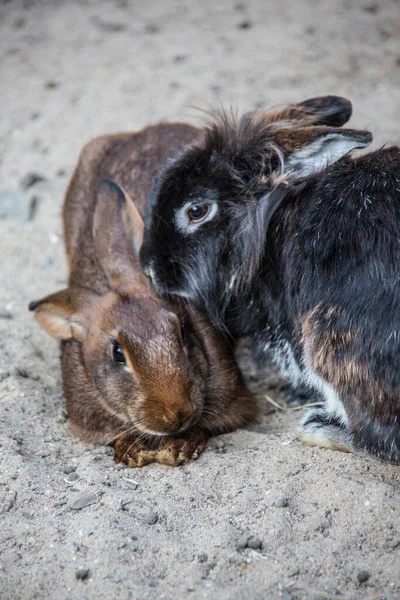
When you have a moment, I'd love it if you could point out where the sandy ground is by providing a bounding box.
[1,0,400,599]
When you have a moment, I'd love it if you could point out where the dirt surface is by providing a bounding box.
[1,1,400,599]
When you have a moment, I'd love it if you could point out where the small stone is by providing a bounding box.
[186,585,196,592]
[0,308,13,319]
[237,20,252,29]
[386,522,393,529]
[20,172,46,189]
[274,497,289,508]
[56,168,66,177]
[281,593,294,600]
[65,473,79,482]
[144,23,159,33]
[362,2,379,13]
[385,497,400,510]
[357,570,371,584]
[68,489,99,510]
[0,189,31,221]
[312,517,331,533]
[45,80,59,89]
[288,567,300,577]
[236,535,249,551]
[75,567,90,581]
[198,552,208,563]
[247,536,263,550]
[173,55,186,63]
[141,511,158,525]
[10,431,23,444]
[236,535,262,551]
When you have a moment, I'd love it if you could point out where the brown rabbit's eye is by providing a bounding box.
[187,204,209,222]
[112,340,126,365]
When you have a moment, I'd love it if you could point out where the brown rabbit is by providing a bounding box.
[29,124,256,467]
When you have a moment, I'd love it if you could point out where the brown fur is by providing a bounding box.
[301,306,399,425]
[30,124,256,466]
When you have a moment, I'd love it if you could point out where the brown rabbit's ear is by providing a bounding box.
[29,289,86,341]
[279,126,373,178]
[124,190,144,255]
[93,179,142,290]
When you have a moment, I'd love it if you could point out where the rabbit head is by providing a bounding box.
[140,96,372,326]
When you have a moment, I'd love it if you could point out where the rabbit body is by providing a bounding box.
[140,96,400,462]
[30,124,256,467]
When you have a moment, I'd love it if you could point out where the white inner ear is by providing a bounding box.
[286,133,368,177]
[175,200,218,235]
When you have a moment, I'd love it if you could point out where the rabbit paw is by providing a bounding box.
[113,432,207,468]
[155,432,207,466]
[114,437,157,468]
[299,405,354,453]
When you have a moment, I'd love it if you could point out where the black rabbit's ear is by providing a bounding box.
[258,96,353,128]
[283,127,372,178]
[296,96,353,127]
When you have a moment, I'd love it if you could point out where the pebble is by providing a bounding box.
[20,172,46,189]
[357,570,371,584]
[64,459,77,473]
[0,189,31,222]
[237,20,252,29]
[75,567,90,581]
[281,593,294,600]
[386,497,400,510]
[45,80,59,89]
[312,517,331,533]
[236,535,263,551]
[287,567,300,577]
[273,497,289,508]
[0,307,13,319]
[141,511,158,525]
[68,489,99,510]
[197,552,208,563]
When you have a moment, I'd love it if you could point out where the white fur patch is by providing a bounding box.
[302,366,349,426]
[263,338,303,386]
[287,133,370,177]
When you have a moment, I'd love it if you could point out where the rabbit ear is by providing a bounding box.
[29,289,86,341]
[285,127,373,177]
[93,179,145,290]
[280,127,372,178]
[295,96,353,127]
[261,96,353,128]
[124,190,144,255]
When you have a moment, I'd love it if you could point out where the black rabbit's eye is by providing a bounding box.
[112,340,126,365]
[187,204,209,222]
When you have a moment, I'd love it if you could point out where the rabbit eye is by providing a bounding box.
[187,204,209,222]
[112,340,126,365]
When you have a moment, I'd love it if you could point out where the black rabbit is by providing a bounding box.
[141,96,400,462]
